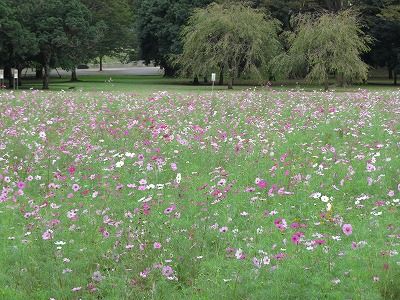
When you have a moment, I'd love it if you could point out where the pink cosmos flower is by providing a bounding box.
[153,242,162,249]
[17,181,26,189]
[291,232,304,245]
[274,218,287,231]
[140,268,150,278]
[257,180,267,189]
[366,163,376,172]
[68,166,76,175]
[42,229,53,240]
[291,234,300,245]
[313,239,326,245]
[219,226,228,233]
[162,266,174,277]
[163,205,176,214]
[72,184,80,192]
[252,257,262,268]
[342,224,353,236]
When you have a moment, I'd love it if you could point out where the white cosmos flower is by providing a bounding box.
[115,161,124,168]
[176,173,181,184]
[326,203,332,211]
[321,195,329,203]
[311,192,321,199]
[125,152,135,158]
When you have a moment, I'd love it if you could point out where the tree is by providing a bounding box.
[135,0,212,76]
[81,0,135,71]
[26,0,97,89]
[272,10,371,89]
[56,1,100,81]
[378,3,400,85]
[0,0,38,88]
[178,3,281,89]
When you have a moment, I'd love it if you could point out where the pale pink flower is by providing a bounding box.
[342,224,353,236]
[42,229,53,240]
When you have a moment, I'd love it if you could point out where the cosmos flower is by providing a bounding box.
[42,229,53,240]
[342,224,353,236]
[161,266,174,277]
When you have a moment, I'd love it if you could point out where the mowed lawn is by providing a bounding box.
[0,87,399,299]
[11,70,400,94]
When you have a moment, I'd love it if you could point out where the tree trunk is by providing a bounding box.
[99,56,103,71]
[219,67,224,85]
[18,68,22,87]
[163,64,176,77]
[43,63,49,90]
[394,72,398,86]
[227,77,233,89]
[36,67,43,79]
[324,80,329,91]
[5,67,12,89]
[337,73,344,87]
[71,68,78,82]
[388,67,393,80]
[203,76,208,84]
[193,76,199,85]
[227,69,234,89]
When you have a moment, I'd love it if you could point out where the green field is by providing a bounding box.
[11,71,400,94]
[0,86,399,299]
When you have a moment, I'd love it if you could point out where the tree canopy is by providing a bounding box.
[135,0,212,76]
[178,3,281,89]
[272,10,371,89]
[81,0,135,71]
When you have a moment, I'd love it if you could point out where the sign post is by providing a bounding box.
[0,70,4,89]
[211,73,216,96]
[13,69,18,90]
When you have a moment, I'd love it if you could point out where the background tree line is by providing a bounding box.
[0,0,399,89]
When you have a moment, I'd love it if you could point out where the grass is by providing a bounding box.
[0,87,399,299]
[10,71,400,94]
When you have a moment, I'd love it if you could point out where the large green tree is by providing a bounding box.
[178,3,281,89]
[81,0,135,71]
[135,0,212,76]
[272,10,371,89]
[361,0,400,84]
[25,0,97,89]
[0,0,38,87]
[378,3,400,84]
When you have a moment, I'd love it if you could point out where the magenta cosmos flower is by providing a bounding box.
[257,180,267,189]
[342,224,353,236]
[17,181,26,189]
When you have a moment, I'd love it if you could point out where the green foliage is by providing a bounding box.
[377,3,400,83]
[272,10,371,88]
[24,0,99,88]
[81,0,135,61]
[0,0,38,69]
[178,3,281,88]
[135,0,212,76]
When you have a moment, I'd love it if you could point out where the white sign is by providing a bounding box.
[211,73,216,82]
[13,69,18,79]
[0,70,3,79]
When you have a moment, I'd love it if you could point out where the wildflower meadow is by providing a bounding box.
[0,89,399,299]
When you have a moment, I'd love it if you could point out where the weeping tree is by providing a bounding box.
[272,10,371,90]
[177,3,282,89]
